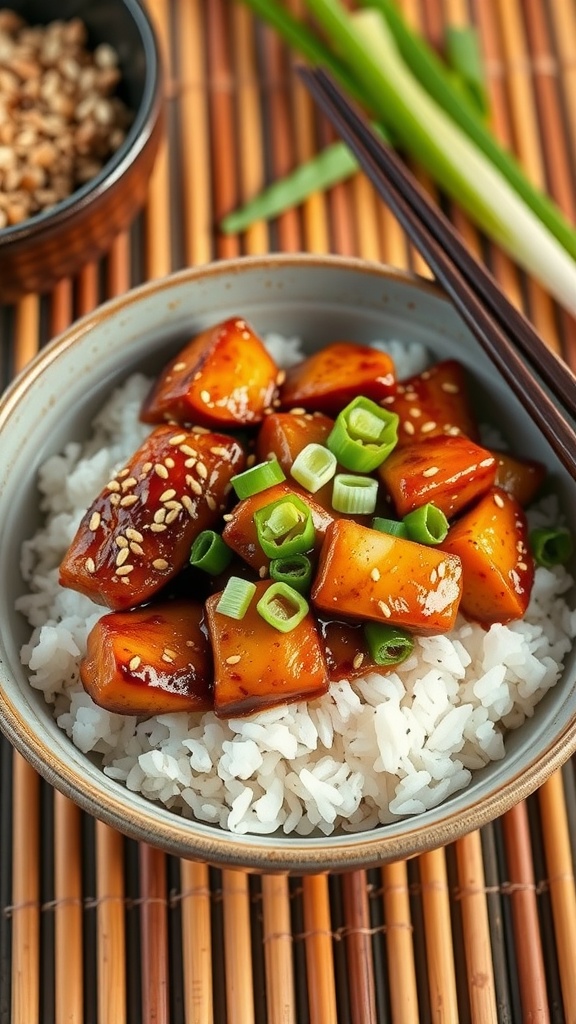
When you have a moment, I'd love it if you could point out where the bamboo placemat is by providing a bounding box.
[1,1,576,1020]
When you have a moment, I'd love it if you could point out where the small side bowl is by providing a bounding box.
[0,254,575,873]
[0,0,163,302]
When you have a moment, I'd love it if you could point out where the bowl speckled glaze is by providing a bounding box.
[0,0,163,302]
[0,254,575,872]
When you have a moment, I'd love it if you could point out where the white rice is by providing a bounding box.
[16,337,576,836]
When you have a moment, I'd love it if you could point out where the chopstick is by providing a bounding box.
[299,66,576,481]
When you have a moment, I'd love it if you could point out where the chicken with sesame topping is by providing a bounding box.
[80,601,213,715]
[441,487,534,624]
[59,425,245,610]
[141,317,280,428]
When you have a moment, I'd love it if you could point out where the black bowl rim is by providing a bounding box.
[0,0,161,248]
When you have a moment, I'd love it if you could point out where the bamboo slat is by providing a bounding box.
[222,871,255,1024]
[261,875,296,1024]
[10,755,40,1024]
[177,0,213,267]
[302,875,338,1024]
[502,803,549,1022]
[381,862,420,1024]
[419,849,459,1023]
[538,772,576,1022]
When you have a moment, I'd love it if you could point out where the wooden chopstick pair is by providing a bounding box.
[300,67,576,481]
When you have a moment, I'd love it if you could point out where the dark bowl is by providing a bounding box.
[0,0,163,302]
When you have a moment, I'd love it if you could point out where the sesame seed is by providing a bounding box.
[422,466,439,477]
[192,425,210,434]
[120,577,130,585]
[518,561,528,570]
[223,513,233,522]
[259,565,268,578]
[430,568,438,584]
[129,656,141,672]
[516,541,525,553]
[179,444,197,457]
[164,648,177,659]
[276,370,286,385]
[493,493,505,508]
[116,564,134,576]
[173,361,186,371]
[196,462,208,480]
[447,426,461,436]
[165,500,183,511]
[210,446,230,457]
[165,509,180,524]
[289,407,306,416]
[116,548,129,567]
[85,557,95,573]
[378,600,392,618]
[126,528,143,542]
[187,478,203,496]
[479,458,495,468]
[115,536,128,548]
[109,493,121,506]
[193,371,202,381]
[153,558,169,570]
[404,421,415,435]
[226,655,242,665]
[441,381,459,393]
[370,567,381,581]
[150,523,167,533]
[353,652,364,670]
[106,479,120,491]
[169,433,187,445]
[130,542,144,556]
[142,462,153,474]
[200,389,211,404]
[121,476,137,490]
[162,653,174,663]
[409,407,422,418]
[420,421,437,433]
[273,399,282,408]
[437,561,446,578]
[165,457,175,469]
[184,458,197,468]
[120,494,139,508]
[160,488,176,502]
[89,512,101,531]
[186,641,195,648]
[154,463,169,479]
[206,495,217,511]
[118,468,130,478]
[181,495,195,516]
[154,509,166,524]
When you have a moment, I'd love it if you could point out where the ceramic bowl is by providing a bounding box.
[0,0,163,302]
[0,254,574,872]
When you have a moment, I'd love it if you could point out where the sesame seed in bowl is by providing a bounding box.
[0,0,163,302]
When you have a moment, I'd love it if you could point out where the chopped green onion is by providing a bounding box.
[189,530,233,574]
[256,582,309,633]
[216,577,257,620]
[364,622,415,666]
[327,396,399,472]
[529,527,574,568]
[254,494,315,558]
[231,458,285,500]
[403,503,449,544]
[290,442,337,493]
[270,554,313,594]
[372,516,409,539]
[332,474,378,515]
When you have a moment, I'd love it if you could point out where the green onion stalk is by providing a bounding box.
[232,0,576,317]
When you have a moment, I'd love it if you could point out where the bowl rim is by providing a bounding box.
[0,0,161,248]
[1,251,575,873]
